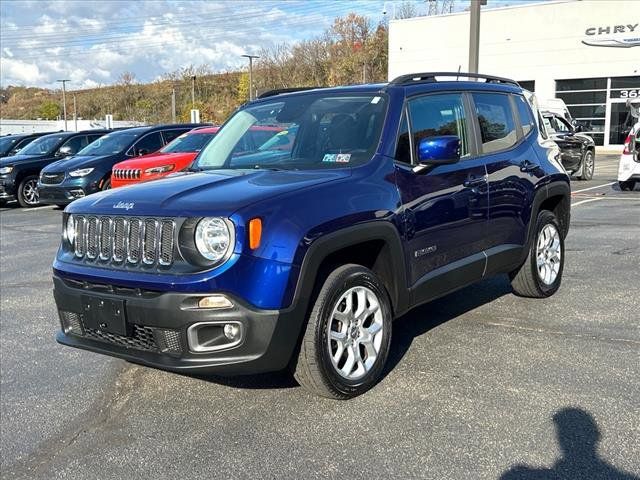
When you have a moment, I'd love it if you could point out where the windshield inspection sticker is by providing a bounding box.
[371,96,382,104]
[323,154,337,163]
[336,154,351,163]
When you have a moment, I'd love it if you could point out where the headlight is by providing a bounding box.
[65,214,76,246]
[69,168,94,177]
[144,164,174,174]
[194,217,233,262]
[0,166,14,175]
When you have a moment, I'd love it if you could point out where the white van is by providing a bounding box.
[618,99,640,191]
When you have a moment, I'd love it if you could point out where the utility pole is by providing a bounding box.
[73,94,77,131]
[191,76,196,108]
[171,87,176,123]
[241,54,260,100]
[57,79,70,130]
[468,0,485,74]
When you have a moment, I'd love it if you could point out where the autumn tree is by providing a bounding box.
[39,100,60,120]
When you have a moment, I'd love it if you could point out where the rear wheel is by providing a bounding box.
[619,180,636,191]
[293,264,392,399]
[577,150,594,181]
[510,210,564,298]
[17,175,40,208]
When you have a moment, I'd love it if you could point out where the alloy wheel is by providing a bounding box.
[536,224,561,285]
[22,179,39,206]
[327,286,384,380]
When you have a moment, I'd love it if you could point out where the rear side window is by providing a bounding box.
[408,93,469,157]
[514,95,536,136]
[472,93,517,154]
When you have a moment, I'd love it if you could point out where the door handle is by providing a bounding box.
[520,160,538,172]
[463,176,486,188]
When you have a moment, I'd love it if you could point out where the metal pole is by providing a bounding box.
[171,88,176,123]
[57,79,70,130]
[241,54,260,101]
[73,94,77,131]
[191,76,196,108]
[468,0,482,74]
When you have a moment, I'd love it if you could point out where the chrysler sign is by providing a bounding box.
[582,23,640,48]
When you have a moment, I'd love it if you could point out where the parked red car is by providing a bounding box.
[111,126,220,188]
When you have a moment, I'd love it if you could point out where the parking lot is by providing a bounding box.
[0,154,638,479]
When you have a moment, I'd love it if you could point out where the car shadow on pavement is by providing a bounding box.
[500,407,639,480]
[382,274,513,378]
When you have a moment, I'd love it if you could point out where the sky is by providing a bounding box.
[0,0,542,90]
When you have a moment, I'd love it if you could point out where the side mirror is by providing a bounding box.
[137,148,149,157]
[573,124,583,133]
[57,145,73,157]
[416,135,461,166]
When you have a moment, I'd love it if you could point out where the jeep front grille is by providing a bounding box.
[71,215,176,267]
[113,168,142,180]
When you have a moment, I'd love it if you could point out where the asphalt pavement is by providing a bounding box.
[1,154,638,479]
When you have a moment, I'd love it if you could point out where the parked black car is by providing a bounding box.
[38,124,204,207]
[0,131,59,158]
[0,130,110,207]
[541,110,596,180]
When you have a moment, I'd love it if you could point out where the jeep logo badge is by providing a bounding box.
[113,201,134,210]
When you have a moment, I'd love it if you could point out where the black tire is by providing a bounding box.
[577,150,594,181]
[619,180,636,191]
[510,210,564,298]
[102,178,111,190]
[293,264,393,399]
[17,175,40,208]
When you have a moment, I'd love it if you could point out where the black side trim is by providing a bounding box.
[410,252,485,308]
[484,244,523,277]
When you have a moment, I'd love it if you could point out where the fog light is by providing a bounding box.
[198,295,233,309]
[223,323,240,340]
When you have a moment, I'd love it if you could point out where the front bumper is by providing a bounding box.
[39,175,103,205]
[618,154,640,182]
[53,275,302,375]
[0,177,16,201]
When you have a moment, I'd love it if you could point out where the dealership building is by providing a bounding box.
[388,0,639,149]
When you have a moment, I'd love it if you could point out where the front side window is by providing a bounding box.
[18,135,66,156]
[194,93,387,171]
[472,93,517,154]
[60,135,88,155]
[133,132,163,156]
[408,93,469,157]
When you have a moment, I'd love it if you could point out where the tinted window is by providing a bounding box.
[556,78,606,91]
[133,132,163,155]
[60,135,88,155]
[408,93,469,157]
[514,95,536,136]
[519,80,535,92]
[87,134,105,143]
[161,132,216,153]
[611,76,640,89]
[556,91,607,104]
[78,132,139,156]
[0,136,20,155]
[395,111,411,164]
[472,93,517,154]
[162,129,188,144]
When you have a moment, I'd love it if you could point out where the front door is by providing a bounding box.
[394,92,488,295]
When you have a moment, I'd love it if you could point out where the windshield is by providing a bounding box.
[160,132,215,153]
[0,136,20,155]
[18,135,66,156]
[194,93,387,171]
[77,132,138,156]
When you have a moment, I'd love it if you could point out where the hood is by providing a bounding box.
[113,152,197,170]
[66,168,351,217]
[43,154,113,173]
[0,153,46,165]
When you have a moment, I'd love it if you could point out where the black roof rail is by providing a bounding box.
[257,87,320,99]
[389,72,519,87]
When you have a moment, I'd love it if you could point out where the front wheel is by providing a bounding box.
[17,175,40,208]
[577,150,594,181]
[510,210,565,298]
[619,180,636,191]
[293,264,393,399]
[102,178,111,190]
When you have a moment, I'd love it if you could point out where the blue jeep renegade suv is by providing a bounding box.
[53,73,570,399]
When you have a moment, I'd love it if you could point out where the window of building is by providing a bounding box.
[408,93,469,157]
[518,80,535,92]
[472,93,517,154]
[514,94,536,136]
[555,78,606,146]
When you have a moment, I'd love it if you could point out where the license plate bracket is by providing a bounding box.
[81,295,129,336]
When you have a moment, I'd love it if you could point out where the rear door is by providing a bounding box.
[394,92,489,296]
[474,92,541,273]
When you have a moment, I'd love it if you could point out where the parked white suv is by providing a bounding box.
[618,99,640,191]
